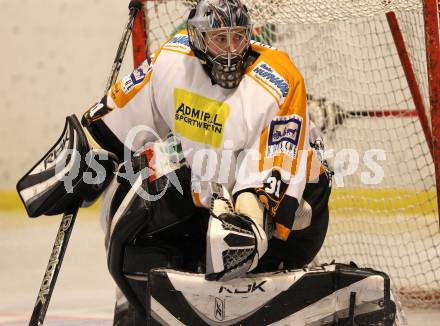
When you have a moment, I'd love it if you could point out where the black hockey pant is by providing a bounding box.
[141,171,331,273]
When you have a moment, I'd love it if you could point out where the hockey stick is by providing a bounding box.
[28,2,142,325]
[29,205,79,326]
[105,0,143,93]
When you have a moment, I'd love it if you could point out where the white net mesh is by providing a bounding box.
[139,0,440,307]
[245,0,422,25]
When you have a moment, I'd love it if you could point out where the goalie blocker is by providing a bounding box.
[148,263,401,326]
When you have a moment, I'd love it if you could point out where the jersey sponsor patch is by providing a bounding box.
[174,88,230,148]
[250,40,278,51]
[163,34,191,54]
[267,114,302,159]
[121,59,152,94]
[249,61,289,105]
[110,59,153,108]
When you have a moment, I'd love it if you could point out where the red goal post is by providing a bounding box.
[424,0,440,226]
[128,0,440,308]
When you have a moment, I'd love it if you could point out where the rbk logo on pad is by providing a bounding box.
[218,281,267,294]
[214,297,225,321]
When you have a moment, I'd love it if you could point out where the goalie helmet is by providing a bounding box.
[187,0,252,89]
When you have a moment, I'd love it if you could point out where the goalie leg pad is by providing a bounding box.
[148,263,398,326]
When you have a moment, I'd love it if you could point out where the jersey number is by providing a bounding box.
[265,177,281,198]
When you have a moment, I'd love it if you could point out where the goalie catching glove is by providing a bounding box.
[205,192,268,282]
[16,115,118,217]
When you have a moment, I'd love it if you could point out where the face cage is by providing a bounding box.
[189,26,252,67]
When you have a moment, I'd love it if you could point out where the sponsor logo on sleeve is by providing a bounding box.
[163,34,191,54]
[250,61,289,105]
[121,60,152,94]
[174,88,230,148]
[267,114,302,159]
[250,40,278,50]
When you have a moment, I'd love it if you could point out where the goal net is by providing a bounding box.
[131,0,440,308]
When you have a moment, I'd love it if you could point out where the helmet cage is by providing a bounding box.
[189,25,252,67]
[187,0,253,88]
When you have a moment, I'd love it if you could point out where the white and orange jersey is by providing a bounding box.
[98,31,324,239]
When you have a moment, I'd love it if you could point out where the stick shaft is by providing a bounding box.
[29,3,142,324]
[29,205,79,326]
[105,2,142,93]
